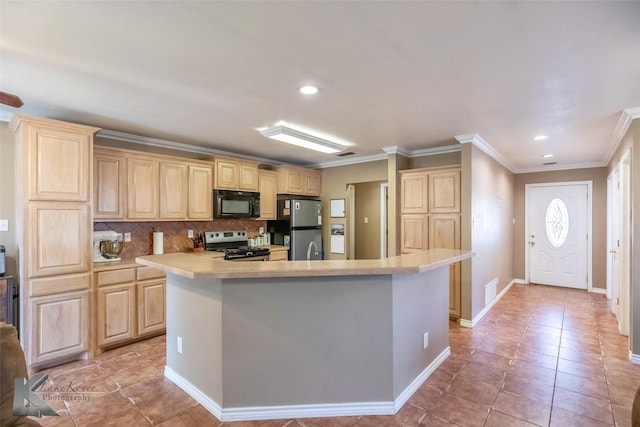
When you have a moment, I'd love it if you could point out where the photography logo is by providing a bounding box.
[13,374,58,418]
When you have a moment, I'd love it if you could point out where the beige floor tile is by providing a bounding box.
[447,374,500,406]
[552,388,614,424]
[134,386,199,425]
[502,373,555,405]
[554,371,610,400]
[549,406,613,427]
[429,393,490,427]
[484,410,538,427]
[492,390,551,426]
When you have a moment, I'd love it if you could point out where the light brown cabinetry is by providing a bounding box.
[10,115,98,369]
[214,157,259,191]
[94,151,125,219]
[188,165,213,219]
[160,161,188,219]
[94,146,214,221]
[275,166,322,196]
[400,167,461,318]
[95,265,165,351]
[258,170,278,220]
[127,156,159,219]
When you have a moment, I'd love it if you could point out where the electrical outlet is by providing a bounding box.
[364,217,369,224]
[188,229,194,238]
[0,219,8,232]
[423,332,429,349]
[124,232,132,242]
[177,336,183,354]
[259,226,264,235]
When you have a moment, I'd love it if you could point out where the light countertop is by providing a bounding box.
[93,245,288,272]
[135,248,473,279]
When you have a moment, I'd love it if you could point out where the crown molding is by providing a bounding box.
[382,145,411,156]
[455,133,516,173]
[313,152,389,169]
[516,160,606,174]
[97,129,280,165]
[605,107,640,165]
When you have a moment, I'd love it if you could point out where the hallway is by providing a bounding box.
[30,284,639,426]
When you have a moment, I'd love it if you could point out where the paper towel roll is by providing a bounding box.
[153,232,164,255]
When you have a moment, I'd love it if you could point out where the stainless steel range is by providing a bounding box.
[204,230,270,261]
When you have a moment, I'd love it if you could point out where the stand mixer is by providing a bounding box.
[93,230,123,263]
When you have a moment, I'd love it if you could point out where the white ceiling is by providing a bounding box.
[1,1,639,171]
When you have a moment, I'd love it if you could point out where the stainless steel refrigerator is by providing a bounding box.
[273,198,323,260]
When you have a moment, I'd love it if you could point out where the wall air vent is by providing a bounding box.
[543,162,557,165]
[336,151,355,157]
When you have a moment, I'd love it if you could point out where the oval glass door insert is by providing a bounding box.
[545,197,569,248]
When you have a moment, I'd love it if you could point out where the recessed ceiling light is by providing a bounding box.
[541,153,554,158]
[300,85,318,95]
[533,135,549,141]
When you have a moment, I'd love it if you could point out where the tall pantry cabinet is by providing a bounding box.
[400,167,461,318]
[10,115,99,369]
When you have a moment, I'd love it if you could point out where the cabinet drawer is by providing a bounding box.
[269,251,288,261]
[96,268,136,286]
[30,273,90,297]
[136,266,165,281]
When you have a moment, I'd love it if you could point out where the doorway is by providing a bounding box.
[607,153,631,335]
[525,182,592,289]
[346,181,388,260]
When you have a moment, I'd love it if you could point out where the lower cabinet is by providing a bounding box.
[30,290,89,366]
[95,265,165,350]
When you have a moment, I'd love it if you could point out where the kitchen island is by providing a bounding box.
[135,249,472,422]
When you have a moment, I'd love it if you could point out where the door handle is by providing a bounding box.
[610,249,617,254]
[529,241,536,246]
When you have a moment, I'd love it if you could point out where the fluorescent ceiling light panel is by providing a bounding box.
[533,135,549,141]
[260,125,346,154]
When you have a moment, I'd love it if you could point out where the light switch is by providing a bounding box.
[0,219,8,232]
[364,217,368,224]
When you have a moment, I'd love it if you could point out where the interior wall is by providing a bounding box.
[354,181,385,259]
[409,150,461,169]
[467,144,515,321]
[0,121,17,277]
[513,167,608,289]
[320,160,388,260]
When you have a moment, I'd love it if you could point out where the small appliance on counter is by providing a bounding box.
[93,230,123,263]
[204,230,270,261]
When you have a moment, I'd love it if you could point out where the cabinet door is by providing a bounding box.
[137,279,166,336]
[258,171,278,220]
[401,172,429,214]
[127,157,159,219]
[28,202,91,277]
[188,164,213,219]
[97,283,136,347]
[401,214,428,252]
[27,124,92,202]
[429,170,461,213]
[29,290,89,365]
[238,163,259,191]
[215,159,238,189]
[428,214,461,250]
[160,161,188,219]
[94,152,125,219]
[280,168,304,194]
[304,171,322,196]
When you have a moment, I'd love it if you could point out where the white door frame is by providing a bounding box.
[380,183,389,258]
[524,181,593,291]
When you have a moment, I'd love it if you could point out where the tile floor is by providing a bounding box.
[29,284,640,426]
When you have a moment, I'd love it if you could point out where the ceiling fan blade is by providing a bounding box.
[0,91,24,108]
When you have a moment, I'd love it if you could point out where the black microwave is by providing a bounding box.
[214,190,261,219]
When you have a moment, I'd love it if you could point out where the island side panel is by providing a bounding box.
[165,273,223,405]
[391,267,450,398]
[220,275,394,407]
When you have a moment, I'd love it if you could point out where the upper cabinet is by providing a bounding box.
[94,146,213,221]
[400,171,429,214]
[258,170,278,220]
[275,166,322,196]
[24,122,93,202]
[214,157,259,191]
[94,151,125,220]
[429,170,460,213]
[126,156,159,220]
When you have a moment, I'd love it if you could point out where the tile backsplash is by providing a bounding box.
[94,220,267,259]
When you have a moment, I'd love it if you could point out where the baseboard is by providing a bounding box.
[459,279,516,328]
[164,347,451,422]
[590,287,606,295]
[630,352,640,365]
[393,346,450,412]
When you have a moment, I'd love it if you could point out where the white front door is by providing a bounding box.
[527,183,590,289]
